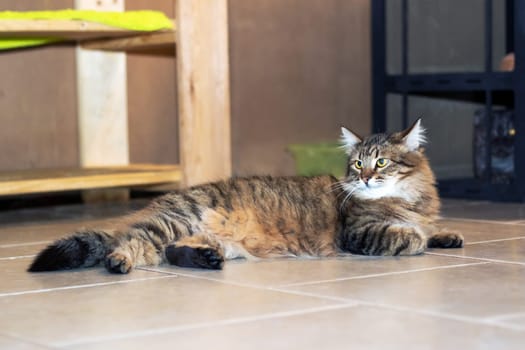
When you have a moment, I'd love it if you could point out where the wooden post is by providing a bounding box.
[176,0,232,187]
[75,0,130,201]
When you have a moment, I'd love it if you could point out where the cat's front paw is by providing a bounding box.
[105,251,134,274]
[346,225,425,256]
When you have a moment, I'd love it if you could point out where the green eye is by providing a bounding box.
[355,160,363,169]
[376,158,388,168]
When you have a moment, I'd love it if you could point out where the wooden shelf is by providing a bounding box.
[82,31,175,53]
[0,18,176,52]
[0,164,182,196]
[0,2,232,198]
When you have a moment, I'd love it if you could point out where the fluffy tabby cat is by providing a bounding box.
[29,119,463,274]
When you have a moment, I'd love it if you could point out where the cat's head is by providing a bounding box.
[339,119,435,201]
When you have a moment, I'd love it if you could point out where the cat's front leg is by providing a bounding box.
[340,222,426,256]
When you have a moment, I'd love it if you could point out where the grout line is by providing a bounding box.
[137,267,357,304]
[136,267,266,290]
[466,236,525,245]
[484,312,525,322]
[277,261,491,288]
[268,287,358,304]
[425,252,525,266]
[55,303,358,347]
[0,240,51,248]
[505,220,525,225]
[358,301,525,332]
[0,255,36,261]
[0,275,176,298]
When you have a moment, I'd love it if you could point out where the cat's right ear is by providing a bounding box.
[340,127,362,154]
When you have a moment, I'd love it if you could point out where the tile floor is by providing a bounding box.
[0,198,524,349]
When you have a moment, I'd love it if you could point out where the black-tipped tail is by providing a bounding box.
[28,229,112,272]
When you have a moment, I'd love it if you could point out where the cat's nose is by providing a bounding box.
[361,176,371,185]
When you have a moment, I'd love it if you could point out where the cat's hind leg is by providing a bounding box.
[105,216,181,274]
[427,229,464,249]
[105,232,165,274]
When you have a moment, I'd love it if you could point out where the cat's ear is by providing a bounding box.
[400,118,426,151]
[340,127,362,153]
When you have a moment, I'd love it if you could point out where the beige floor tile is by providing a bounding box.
[0,257,168,295]
[148,254,487,288]
[438,219,525,243]
[430,239,525,264]
[0,220,114,246]
[441,200,525,222]
[0,334,48,350]
[0,243,46,259]
[0,200,147,227]
[69,305,525,350]
[286,263,525,319]
[0,275,342,347]
[1,198,524,349]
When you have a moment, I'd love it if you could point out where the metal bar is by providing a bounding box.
[386,72,513,92]
[371,0,387,133]
[513,0,525,200]
[484,0,493,185]
[402,0,409,129]
[485,0,493,73]
[506,0,514,53]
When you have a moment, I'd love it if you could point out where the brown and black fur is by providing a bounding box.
[29,120,463,274]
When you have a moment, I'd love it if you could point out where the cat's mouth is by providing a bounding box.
[361,179,381,189]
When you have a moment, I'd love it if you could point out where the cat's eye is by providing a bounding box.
[354,160,363,169]
[376,158,389,168]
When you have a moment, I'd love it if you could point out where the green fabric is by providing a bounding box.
[288,142,347,178]
[0,9,174,50]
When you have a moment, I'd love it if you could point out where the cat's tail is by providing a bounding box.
[28,229,114,272]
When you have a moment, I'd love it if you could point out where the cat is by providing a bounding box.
[28,119,463,274]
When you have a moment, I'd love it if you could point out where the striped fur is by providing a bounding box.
[29,120,463,274]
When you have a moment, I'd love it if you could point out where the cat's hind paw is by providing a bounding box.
[165,245,225,270]
[427,231,464,249]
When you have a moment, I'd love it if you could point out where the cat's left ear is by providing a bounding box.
[401,118,426,151]
[340,127,362,154]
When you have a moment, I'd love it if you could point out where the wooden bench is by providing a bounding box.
[0,0,231,197]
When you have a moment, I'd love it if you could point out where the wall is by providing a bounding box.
[229,0,370,175]
[0,0,78,171]
[126,0,179,165]
[0,1,372,176]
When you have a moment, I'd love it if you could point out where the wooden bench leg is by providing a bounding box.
[176,0,232,187]
[76,0,130,202]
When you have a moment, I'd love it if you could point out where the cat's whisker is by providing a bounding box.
[340,186,358,211]
[327,181,351,197]
[329,181,347,190]
[327,184,348,195]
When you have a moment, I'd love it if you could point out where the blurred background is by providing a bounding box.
[0,0,520,204]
